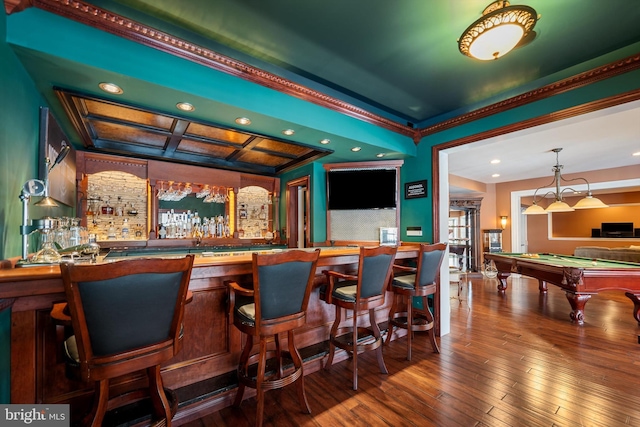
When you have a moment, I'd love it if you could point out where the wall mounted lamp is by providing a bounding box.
[500,216,508,229]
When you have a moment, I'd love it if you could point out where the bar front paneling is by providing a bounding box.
[2,245,421,421]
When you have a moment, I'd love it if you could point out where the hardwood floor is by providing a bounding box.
[181,274,640,426]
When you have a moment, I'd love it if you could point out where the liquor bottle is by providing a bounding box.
[185,210,192,238]
[101,198,114,216]
[259,205,267,220]
[107,221,116,239]
[121,218,129,239]
[167,209,176,238]
[115,197,124,216]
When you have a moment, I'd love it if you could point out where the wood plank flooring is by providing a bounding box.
[180,274,640,426]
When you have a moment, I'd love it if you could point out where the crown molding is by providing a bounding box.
[18,0,417,138]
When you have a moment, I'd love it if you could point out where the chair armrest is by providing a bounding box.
[225,281,254,320]
[51,302,72,327]
[393,264,416,273]
[321,270,357,304]
[322,270,358,281]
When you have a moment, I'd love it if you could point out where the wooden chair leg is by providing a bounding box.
[234,334,254,407]
[385,293,398,345]
[325,306,341,369]
[274,333,283,378]
[84,379,109,427]
[255,338,268,427]
[369,308,388,374]
[406,296,413,361]
[352,307,358,390]
[288,330,311,414]
[147,365,172,425]
[424,298,440,354]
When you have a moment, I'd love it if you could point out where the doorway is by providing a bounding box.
[285,176,310,248]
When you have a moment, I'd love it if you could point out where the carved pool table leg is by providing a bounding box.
[496,272,510,292]
[623,292,640,324]
[538,280,548,293]
[565,292,592,325]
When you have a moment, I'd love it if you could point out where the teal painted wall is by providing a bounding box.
[278,162,327,244]
[1,6,42,403]
[1,8,74,402]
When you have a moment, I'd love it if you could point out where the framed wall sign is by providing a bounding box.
[404,180,427,199]
[39,107,76,207]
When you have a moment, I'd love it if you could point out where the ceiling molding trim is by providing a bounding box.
[421,53,640,139]
[25,0,417,139]
[4,0,31,14]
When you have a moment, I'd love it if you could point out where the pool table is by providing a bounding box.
[484,252,640,325]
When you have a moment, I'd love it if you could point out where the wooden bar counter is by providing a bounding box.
[1,245,422,424]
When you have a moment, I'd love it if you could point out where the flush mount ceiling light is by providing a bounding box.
[176,102,195,112]
[282,129,295,136]
[376,153,385,158]
[523,148,609,215]
[235,117,251,125]
[98,82,123,94]
[320,139,331,144]
[458,1,538,60]
[351,147,361,152]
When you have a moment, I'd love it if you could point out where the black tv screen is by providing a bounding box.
[327,169,397,210]
[601,222,634,237]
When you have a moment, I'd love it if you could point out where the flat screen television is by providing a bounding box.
[601,222,634,237]
[327,169,397,210]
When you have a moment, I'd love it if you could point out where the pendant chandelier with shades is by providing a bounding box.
[523,148,609,215]
[458,1,539,61]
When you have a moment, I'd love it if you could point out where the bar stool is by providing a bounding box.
[226,249,320,427]
[58,255,195,427]
[321,245,397,390]
[385,243,447,360]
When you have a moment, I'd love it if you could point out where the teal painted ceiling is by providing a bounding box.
[5,0,640,172]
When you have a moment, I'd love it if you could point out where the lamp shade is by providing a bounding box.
[545,200,574,212]
[572,195,609,209]
[523,204,546,215]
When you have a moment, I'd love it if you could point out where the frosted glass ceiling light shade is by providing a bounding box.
[523,148,609,215]
[572,194,609,209]
[523,203,546,215]
[459,1,538,60]
[545,200,574,213]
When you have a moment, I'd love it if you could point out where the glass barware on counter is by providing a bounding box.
[32,228,62,263]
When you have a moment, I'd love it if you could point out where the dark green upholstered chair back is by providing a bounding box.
[77,271,183,356]
[253,249,321,329]
[417,243,447,288]
[59,255,195,379]
[360,251,396,298]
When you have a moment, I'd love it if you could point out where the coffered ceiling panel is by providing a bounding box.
[56,89,332,175]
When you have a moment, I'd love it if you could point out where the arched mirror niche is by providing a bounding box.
[236,185,275,240]
[85,171,148,242]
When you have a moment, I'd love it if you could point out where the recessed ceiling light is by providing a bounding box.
[98,82,123,94]
[376,153,385,158]
[320,139,331,144]
[492,173,500,178]
[490,159,501,164]
[176,102,195,112]
[351,147,361,152]
[282,129,295,136]
[235,117,251,125]
[633,151,640,156]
